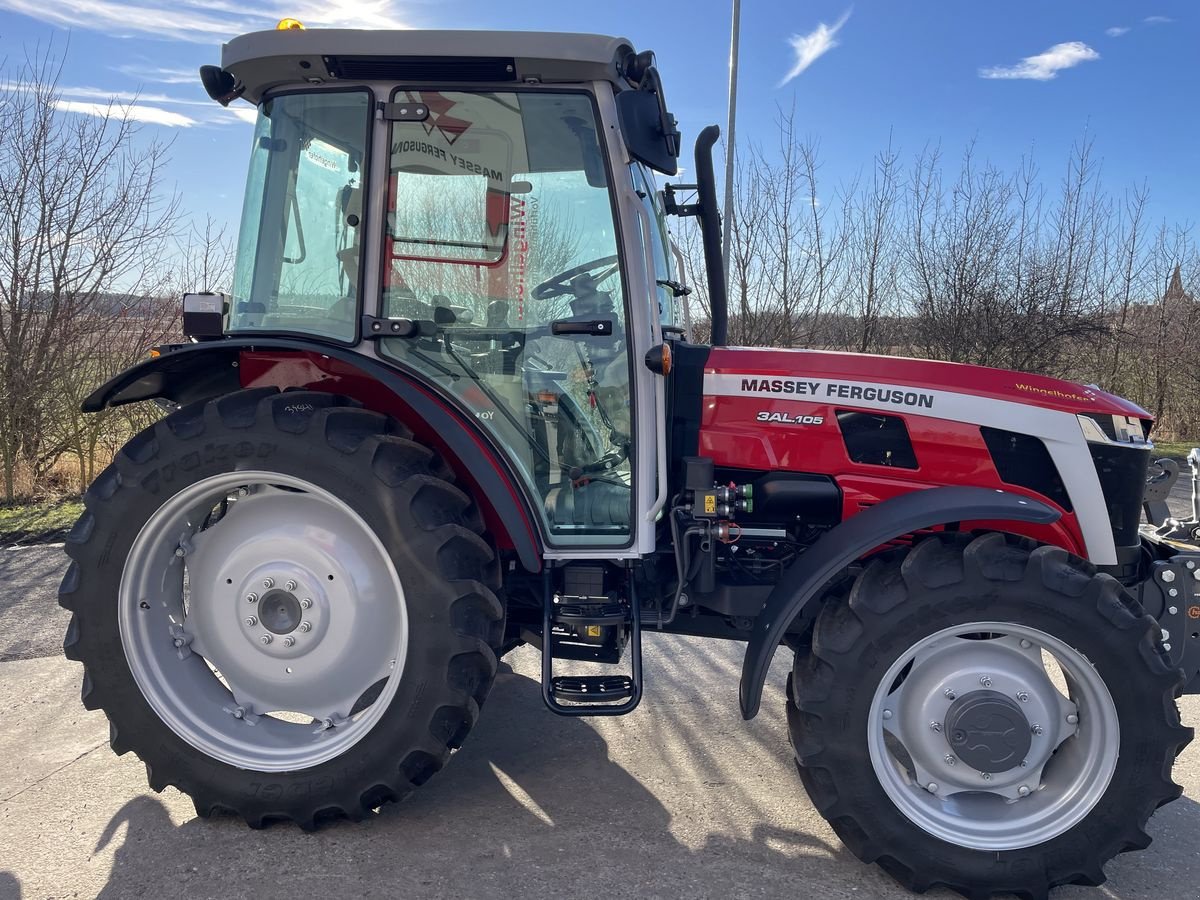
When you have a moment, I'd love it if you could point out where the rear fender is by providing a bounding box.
[84,338,543,572]
[738,486,1060,719]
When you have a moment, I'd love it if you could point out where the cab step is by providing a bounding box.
[540,570,643,717]
[549,675,635,703]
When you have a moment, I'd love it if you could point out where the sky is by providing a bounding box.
[0,0,1195,244]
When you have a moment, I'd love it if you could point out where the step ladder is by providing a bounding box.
[540,571,643,716]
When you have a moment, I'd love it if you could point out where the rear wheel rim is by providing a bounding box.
[867,620,1119,851]
[119,470,408,772]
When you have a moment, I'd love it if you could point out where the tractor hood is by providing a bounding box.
[705,347,1151,424]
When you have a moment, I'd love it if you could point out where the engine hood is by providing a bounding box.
[705,347,1151,422]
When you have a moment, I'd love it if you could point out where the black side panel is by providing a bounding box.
[668,341,711,488]
[738,485,1060,719]
[981,426,1073,512]
[836,410,918,469]
[82,338,544,573]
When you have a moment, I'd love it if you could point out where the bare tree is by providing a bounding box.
[0,45,178,500]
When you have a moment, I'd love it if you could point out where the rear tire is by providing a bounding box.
[60,388,503,827]
[789,533,1191,897]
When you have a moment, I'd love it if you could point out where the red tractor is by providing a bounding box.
[61,25,1195,898]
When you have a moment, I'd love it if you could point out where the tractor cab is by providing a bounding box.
[205,28,711,555]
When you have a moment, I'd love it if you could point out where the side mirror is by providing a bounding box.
[199,66,244,107]
[616,66,680,176]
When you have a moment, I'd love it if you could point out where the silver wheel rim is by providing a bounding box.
[119,471,408,772]
[867,621,1119,850]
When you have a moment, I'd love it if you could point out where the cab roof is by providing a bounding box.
[221,29,636,103]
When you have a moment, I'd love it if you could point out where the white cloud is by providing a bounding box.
[228,106,258,124]
[778,8,851,87]
[113,64,199,84]
[979,41,1099,81]
[0,81,209,107]
[54,98,198,127]
[3,81,255,127]
[1143,15,1173,25]
[1105,26,1130,37]
[0,1,409,43]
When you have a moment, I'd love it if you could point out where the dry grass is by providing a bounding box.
[0,498,83,544]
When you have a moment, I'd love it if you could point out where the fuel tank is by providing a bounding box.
[697,347,1153,564]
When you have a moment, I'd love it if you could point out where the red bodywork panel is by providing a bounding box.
[235,349,532,554]
[700,348,1152,557]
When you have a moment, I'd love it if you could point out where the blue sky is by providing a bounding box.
[0,0,1195,239]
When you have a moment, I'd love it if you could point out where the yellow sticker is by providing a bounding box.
[703,495,716,514]
[586,625,602,637]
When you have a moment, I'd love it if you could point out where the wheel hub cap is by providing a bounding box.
[943,690,1031,773]
[258,589,303,634]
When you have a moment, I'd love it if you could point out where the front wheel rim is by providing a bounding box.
[867,620,1119,851]
[118,471,408,772]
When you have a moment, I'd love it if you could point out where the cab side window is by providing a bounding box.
[630,163,677,327]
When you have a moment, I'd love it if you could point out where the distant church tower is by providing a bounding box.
[1164,263,1192,302]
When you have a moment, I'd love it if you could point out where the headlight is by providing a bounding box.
[1077,414,1148,447]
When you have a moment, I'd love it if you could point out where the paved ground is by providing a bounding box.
[1,481,1198,900]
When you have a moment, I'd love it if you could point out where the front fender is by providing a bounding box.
[84,338,544,573]
[738,486,1060,719]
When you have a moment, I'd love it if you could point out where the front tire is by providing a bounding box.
[60,388,503,827]
[789,533,1192,897]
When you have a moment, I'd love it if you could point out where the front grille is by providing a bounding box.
[1089,443,1152,547]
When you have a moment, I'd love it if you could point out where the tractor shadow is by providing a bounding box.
[78,654,1200,900]
[80,661,879,900]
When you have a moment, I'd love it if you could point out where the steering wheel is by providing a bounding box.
[531,255,619,301]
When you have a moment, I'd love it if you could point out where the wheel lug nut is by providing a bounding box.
[882,709,893,720]
[245,616,258,627]
[930,721,942,733]
[1016,691,1029,702]
[283,636,295,648]
[262,577,274,589]
[172,637,185,648]
[1066,713,1078,725]
[979,674,992,687]
[1017,785,1031,797]
[926,782,938,793]
[981,772,992,781]
[944,754,956,766]
[298,622,312,633]
[1019,639,1032,649]
[260,634,273,645]
[1031,724,1043,735]
[246,592,258,603]
[233,707,245,719]
[285,580,297,592]
[1162,569,1176,583]
[943,688,956,700]
[300,598,312,610]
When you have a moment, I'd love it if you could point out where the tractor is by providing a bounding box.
[60,24,1198,898]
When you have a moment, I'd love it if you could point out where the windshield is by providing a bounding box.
[229,90,371,342]
[378,90,633,546]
